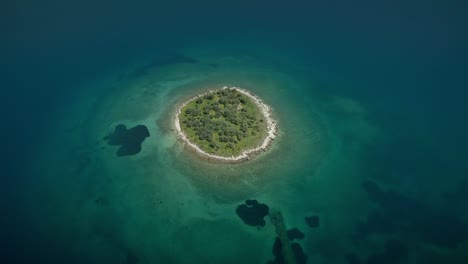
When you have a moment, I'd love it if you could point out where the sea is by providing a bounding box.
[2,1,468,263]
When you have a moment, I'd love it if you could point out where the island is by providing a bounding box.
[174,86,277,163]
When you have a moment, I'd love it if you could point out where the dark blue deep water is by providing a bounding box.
[2,1,468,263]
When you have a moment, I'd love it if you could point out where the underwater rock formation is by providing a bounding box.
[235,199,269,227]
[360,179,468,248]
[287,228,305,240]
[105,124,150,156]
[268,237,307,264]
[269,209,296,263]
[290,242,307,264]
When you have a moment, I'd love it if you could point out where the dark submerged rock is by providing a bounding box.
[245,199,258,206]
[362,179,382,201]
[268,237,307,264]
[106,124,150,156]
[271,237,285,264]
[287,228,305,240]
[305,215,320,228]
[361,179,468,248]
[291,242,307,264]
[418,211,467,248]
[235,199,269,227]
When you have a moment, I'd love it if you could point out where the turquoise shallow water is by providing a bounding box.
[3,1,468,263]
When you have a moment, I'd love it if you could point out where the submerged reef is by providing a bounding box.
[347,180,468,263]
[234,201,308,263]
[105,124,150,156]
[267,237,307,264]
[358,179,468,249]
[235,199,269,227]
[287,228,305,240]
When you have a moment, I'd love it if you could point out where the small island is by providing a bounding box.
[174,86,277,162]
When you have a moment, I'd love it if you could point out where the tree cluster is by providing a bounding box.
[181,89,262,150]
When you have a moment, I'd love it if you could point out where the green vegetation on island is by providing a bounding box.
[179,89,268,156]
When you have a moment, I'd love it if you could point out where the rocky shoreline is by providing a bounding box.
[174,86,278,163]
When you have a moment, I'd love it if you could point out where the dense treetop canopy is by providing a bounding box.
[179,89,267,156]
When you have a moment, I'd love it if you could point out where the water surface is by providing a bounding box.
[2,1,468,263]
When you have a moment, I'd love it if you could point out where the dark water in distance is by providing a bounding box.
[2,1,468,263]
